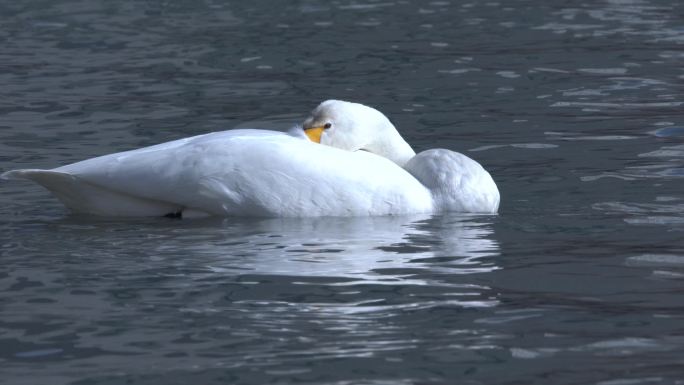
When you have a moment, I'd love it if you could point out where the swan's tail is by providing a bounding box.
[1,169,182,216]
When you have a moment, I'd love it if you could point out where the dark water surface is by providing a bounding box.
[2,0,684,384]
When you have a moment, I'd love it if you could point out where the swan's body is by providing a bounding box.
[2,101,499,217]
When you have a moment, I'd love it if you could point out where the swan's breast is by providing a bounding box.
[405,149,499,214]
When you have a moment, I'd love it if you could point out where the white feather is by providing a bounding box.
[2,101,500,217]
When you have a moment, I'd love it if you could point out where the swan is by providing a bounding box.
[1,100,499,217]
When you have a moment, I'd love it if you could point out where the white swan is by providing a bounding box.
[1,100,499,217]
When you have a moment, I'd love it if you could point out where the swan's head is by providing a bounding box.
[301,100,386,150]
[301,100,416,167]
[404,149,500,214]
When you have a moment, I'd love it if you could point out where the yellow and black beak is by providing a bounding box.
[304,126,325,143]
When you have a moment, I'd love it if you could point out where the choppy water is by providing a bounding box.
[2,0,684,384]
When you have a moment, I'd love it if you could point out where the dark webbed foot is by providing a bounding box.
[164,210,182,219]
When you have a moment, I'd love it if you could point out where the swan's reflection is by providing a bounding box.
[13,213,502,369]
[197,214,500,284]
[187,214,504,364]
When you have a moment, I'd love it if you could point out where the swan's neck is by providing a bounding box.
[363,125,416,168]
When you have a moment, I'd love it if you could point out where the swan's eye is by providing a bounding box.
[324,123,332,129]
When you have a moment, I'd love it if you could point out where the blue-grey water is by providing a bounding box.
[1,0,684,384]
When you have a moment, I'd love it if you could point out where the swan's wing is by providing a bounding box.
[177,132,434,216]
[46,130,276,214]
[212,139,433,217]
[37,129,432,217]
[1,169,181,216]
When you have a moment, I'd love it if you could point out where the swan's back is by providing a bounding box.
[169,131,433,216]
[3,130,434,217]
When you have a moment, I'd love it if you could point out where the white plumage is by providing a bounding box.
[1,101,499,217]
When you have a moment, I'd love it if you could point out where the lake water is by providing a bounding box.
[1,0,684,384]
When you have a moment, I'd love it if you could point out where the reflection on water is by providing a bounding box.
[202,215,500,283]
[1,214,501,383]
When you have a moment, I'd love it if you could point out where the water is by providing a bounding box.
[1,0,684,383]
